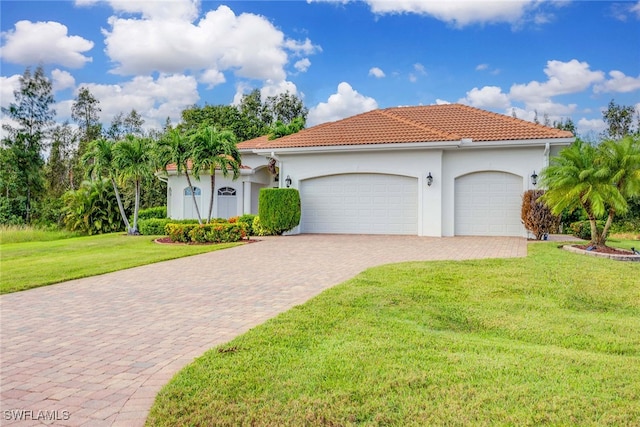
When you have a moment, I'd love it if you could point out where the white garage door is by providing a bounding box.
[455,171,523,236]
[300,174,418,235]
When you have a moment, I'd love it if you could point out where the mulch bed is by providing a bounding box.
[154,237,260,245]
[574,244,635,256]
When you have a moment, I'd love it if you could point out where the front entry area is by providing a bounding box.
[299,173,418,235]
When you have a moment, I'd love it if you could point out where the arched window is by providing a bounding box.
[217,187,236,196]
[184,187,202,196]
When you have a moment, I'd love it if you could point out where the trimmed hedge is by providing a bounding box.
[138,218,199,236]
[165,222,247,243]
[138,206,167,220]
[237,214,256,236]
[252,216,276,236]
[258,188,301,235]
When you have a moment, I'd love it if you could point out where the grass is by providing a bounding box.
[147,242,640,426]
[0,224,81,244]
[0,232,241,294]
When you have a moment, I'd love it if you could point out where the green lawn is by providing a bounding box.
[147,242,640,426]
[0,233,240,294]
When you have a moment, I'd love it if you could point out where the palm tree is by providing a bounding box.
[540,139,615,246]
[190,126,241,223]
[82,138,131,231]
[157,128,203,224]
[113,135,153,234]
[597,136,640,240]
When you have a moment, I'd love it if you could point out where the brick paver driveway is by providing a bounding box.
[1,234,525,426]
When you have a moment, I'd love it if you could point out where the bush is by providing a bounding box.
[62,179,124,235]
[237,214,256,236]
[165,222,246,243]
[258,188,301,235]
[252,216,275,236]
[139,218,172,235]
[521,190,560,240]
[138,206,167,220]
[570,220,605,240]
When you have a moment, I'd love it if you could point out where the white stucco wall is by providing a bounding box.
[274,142,560,237]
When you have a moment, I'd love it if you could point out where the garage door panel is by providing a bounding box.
[301,174,418,235]
[455,171,523,237]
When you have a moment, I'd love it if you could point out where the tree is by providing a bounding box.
[123,109,145,136]
[157,128,202,224]
[521,189,559,240]
[82,138,131,231]
[113,135,153,234]
[268,117,305,140]
[46,123,77,197]
[540,137,640,246]
[71,87,102,188]
[554,118,576,135]
[190,126,241,223]
[265,91,308,125]
[602,100,637,140]
[62,178,123,235]
[1,65,55,223]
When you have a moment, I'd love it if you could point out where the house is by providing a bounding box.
[163,104,574,237]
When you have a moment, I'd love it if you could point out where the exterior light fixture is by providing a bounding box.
[285,175,292,188]
[531,171,538,186]
[427,172,433,187]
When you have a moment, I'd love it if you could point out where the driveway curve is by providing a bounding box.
[0,235,525,426]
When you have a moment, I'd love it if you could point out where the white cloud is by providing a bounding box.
[435,99,451,105]
[577,118,606,136]
[70,74,200,130]
[200,69,226,89]
[0,75,21,109]
[95,0,199,20]
[307,82,378,126]
[260,80,299,99]
[354,0,542,27]
[294,58,311,73]
[369,67,385,78]
[510,59,604,103]
[594,70,640,93]
[51,69,76,93]
[476,63,489,71]
[1,20,94,67]
[101,4,320,87]
[459,86,510,110]
[633,1,640,17]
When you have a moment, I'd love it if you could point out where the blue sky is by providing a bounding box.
[1,0,639,139]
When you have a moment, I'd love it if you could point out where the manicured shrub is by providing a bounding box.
[570,220,605,240]
[138,206,167,220]
[521,190,560,240]
[166,222,246,243]
[139,218,172,235]
[238,214,256,236]
[252,216,275,236]
[62,179,124,235]
[258,188,301,235]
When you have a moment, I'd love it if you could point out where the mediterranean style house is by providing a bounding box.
[161,104,574,237]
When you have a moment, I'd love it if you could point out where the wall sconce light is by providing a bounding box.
[531,171,538,186]
[285,175,292,188]
[426,172,433,187]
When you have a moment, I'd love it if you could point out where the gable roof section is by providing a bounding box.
[251,104,574,149]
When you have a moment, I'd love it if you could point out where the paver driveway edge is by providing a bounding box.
[0,235,526,426]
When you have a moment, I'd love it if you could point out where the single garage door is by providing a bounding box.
[455,171,523,236]
[300,173,418,235]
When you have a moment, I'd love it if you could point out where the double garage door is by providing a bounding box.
[300,174,418,235]
[298,171,523,236]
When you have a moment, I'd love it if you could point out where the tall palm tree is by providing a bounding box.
[597,136,640,240]
[113,135,153,234]
[190,126,241,223]
[157,128,202,224]
[540,139,615,246]
[82,138,131,231]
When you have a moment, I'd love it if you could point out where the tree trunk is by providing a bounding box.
[131,178,140,234]
[111,177,131,231]
[207,171,216,224]
[600,208,615,246]
[185,169,202,225]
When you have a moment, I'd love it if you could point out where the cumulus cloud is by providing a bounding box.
[80,0,199,20]
[459,86,510,110]
[594,70,640,93]
[102,4,321,87]
[510,59,604,103]
[311,0,554,27]
[307,82,378,126]
[51,69,76,93]
[0,75,21,109]
[68,74,200,130]
[369,67,385,78]
[294,58,311,73]
[1,20,94,67]
[577,118,606,136]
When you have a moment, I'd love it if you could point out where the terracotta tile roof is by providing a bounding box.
[164,160,251,172]
[237,135,270,150]
[249,104,574,149]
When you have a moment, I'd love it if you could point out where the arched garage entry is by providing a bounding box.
[455,171,523,236]
[300,173,418,235]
